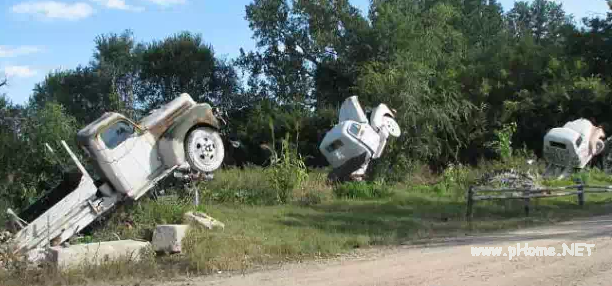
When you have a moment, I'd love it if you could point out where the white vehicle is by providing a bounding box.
[5,93,225,256]
[542,118,606,179]
[319,96,400,182]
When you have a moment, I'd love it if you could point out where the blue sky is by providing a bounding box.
[0,0,609,105]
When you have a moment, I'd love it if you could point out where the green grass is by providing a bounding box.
[4,158,612,285]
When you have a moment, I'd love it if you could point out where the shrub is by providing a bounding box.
[266,134,309,204]
[332,180,393,199]
[485,122,517,162]
[437,162,471,198]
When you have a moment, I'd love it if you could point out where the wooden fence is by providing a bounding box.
[465,180,612,222]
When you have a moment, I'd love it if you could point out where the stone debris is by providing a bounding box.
[0,231,16,269]
[47,239,151,270]
[183,212,225,230]
[152,224,190,254]
[0,211,226,270]
[0,231,12,244]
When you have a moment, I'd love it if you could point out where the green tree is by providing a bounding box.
[238,0,374,107]
[357,1,473,167]
[91,29,140,118]
[0,99,79,210]
[137,31,242,112]
[31,66,114,125]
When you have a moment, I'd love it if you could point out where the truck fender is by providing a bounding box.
[157,104,220,169]
[370,104,400,137]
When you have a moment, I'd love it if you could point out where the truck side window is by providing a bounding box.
[100,121,135,149]
[576,136,583,147]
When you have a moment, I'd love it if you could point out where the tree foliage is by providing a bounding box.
[3,0,612,210]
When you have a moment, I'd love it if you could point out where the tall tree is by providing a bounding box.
[31,67,114,125]
[91,29,140,118]
[507,0,573,46]
[0,98,79,210]
[358,1,473,168]
[137,31,241,112]
[238,0,374,107]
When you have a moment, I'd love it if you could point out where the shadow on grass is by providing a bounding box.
[278,193,612,246]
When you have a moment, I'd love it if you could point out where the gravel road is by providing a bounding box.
[138,214,612,286]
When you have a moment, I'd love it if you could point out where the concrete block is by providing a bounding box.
[183,212,225,230]
[47,240,151,269]
[152,224,190,253]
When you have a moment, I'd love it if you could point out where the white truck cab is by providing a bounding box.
[319,96,400,182]
[543,118,605,179]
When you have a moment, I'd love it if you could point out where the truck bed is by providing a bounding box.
[18,170,84,223]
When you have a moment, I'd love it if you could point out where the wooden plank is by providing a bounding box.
[473,190,582,201]
[583,185,612,190]
[11,176,100,252]
[61,140,91,178]
[471,185,580,193]
[583,189,612,193]
[471,187,535,193]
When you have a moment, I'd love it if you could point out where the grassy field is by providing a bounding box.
[4,157,612,286]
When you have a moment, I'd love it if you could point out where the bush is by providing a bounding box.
[332,180,393,199]
[436,163,471,198]
[367,151,415,184]
[485,122,517,162]
[198,167,278,205]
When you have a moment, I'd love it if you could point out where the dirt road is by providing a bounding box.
[157,215,612,286]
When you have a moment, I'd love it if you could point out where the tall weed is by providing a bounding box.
[437,163,471,198]
[485,122,517,162]
[266,134,309,204]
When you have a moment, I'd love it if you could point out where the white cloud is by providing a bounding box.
[92,0,144,11]
[145,0,186,7]
[3,66,38,78]
[0,46,44,58]
[11,1,94,21]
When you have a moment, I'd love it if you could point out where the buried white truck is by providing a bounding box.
[319,96,401,182]
[542,118,606,179]
[5,93,225,256]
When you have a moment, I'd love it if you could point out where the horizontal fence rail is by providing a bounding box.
[466,182,612,222]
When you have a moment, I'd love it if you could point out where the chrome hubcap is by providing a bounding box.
[194,136,216,163]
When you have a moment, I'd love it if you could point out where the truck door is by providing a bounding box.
[97,120,162,194]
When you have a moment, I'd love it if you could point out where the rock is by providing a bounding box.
[26,247,48,265]
[183,212,225,230]
[152,225,190,254]
[0,231,13,244]
[0,231,16,270]
[47,240,151,269]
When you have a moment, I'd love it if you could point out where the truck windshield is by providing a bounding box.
[100,121,135,149]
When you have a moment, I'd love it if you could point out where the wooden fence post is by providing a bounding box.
[466,186,474,223]
[575,178,585,207]
[578,183,585,207]
[523,189,530,217]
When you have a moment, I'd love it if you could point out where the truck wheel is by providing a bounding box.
[382,115,401,137]
[185,127,225,173]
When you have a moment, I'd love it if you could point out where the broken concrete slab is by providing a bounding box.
[152,224,190,254]
[183,212,225,230]
[47,239,151,269]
